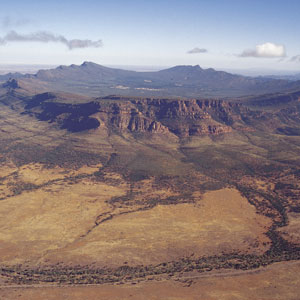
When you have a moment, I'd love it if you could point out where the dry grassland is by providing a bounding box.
[40,188,271,266]
[0,166,273,268]
[0,168,127,266]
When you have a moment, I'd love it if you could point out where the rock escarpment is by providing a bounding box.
[23,94,247,136]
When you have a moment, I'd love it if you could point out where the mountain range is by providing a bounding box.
[2,61,300,98]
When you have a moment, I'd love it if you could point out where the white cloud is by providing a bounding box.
[0,31,103,50]
[187,47,208,54]
[240,42,286,58]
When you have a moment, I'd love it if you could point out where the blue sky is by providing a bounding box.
[0,0,299,72]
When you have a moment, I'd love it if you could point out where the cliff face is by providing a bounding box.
[128,98,239,136]
[96,97,240,136]
[23,95,245,136]
[111,113,169,133]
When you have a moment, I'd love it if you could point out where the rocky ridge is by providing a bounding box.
[21,93,244,136]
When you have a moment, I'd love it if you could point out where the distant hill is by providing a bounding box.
[0,72,24,82]
[2,62,300,98]
[263,73,300,81]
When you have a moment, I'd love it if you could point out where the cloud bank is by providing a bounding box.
[187,47,208,54]
[1,16,32,28]
[240,42,286,58]
[290,55,300,62]
[0,31,103,50]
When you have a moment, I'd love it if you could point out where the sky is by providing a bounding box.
[0,0,300,73]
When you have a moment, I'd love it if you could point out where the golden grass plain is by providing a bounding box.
[42,188,271,266]
[0,164,127,266]
[0,169,272,267]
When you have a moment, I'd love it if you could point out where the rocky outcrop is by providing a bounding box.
[110,110,169,133]
[188,124,232,135]
[2,78,19,89]
[131,98,241,121]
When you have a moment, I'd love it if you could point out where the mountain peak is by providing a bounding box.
[172,65,202,70]
[56,65,68,70]
[193,64,202,69]
[81,61,100,67]
[159,65,204,74]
